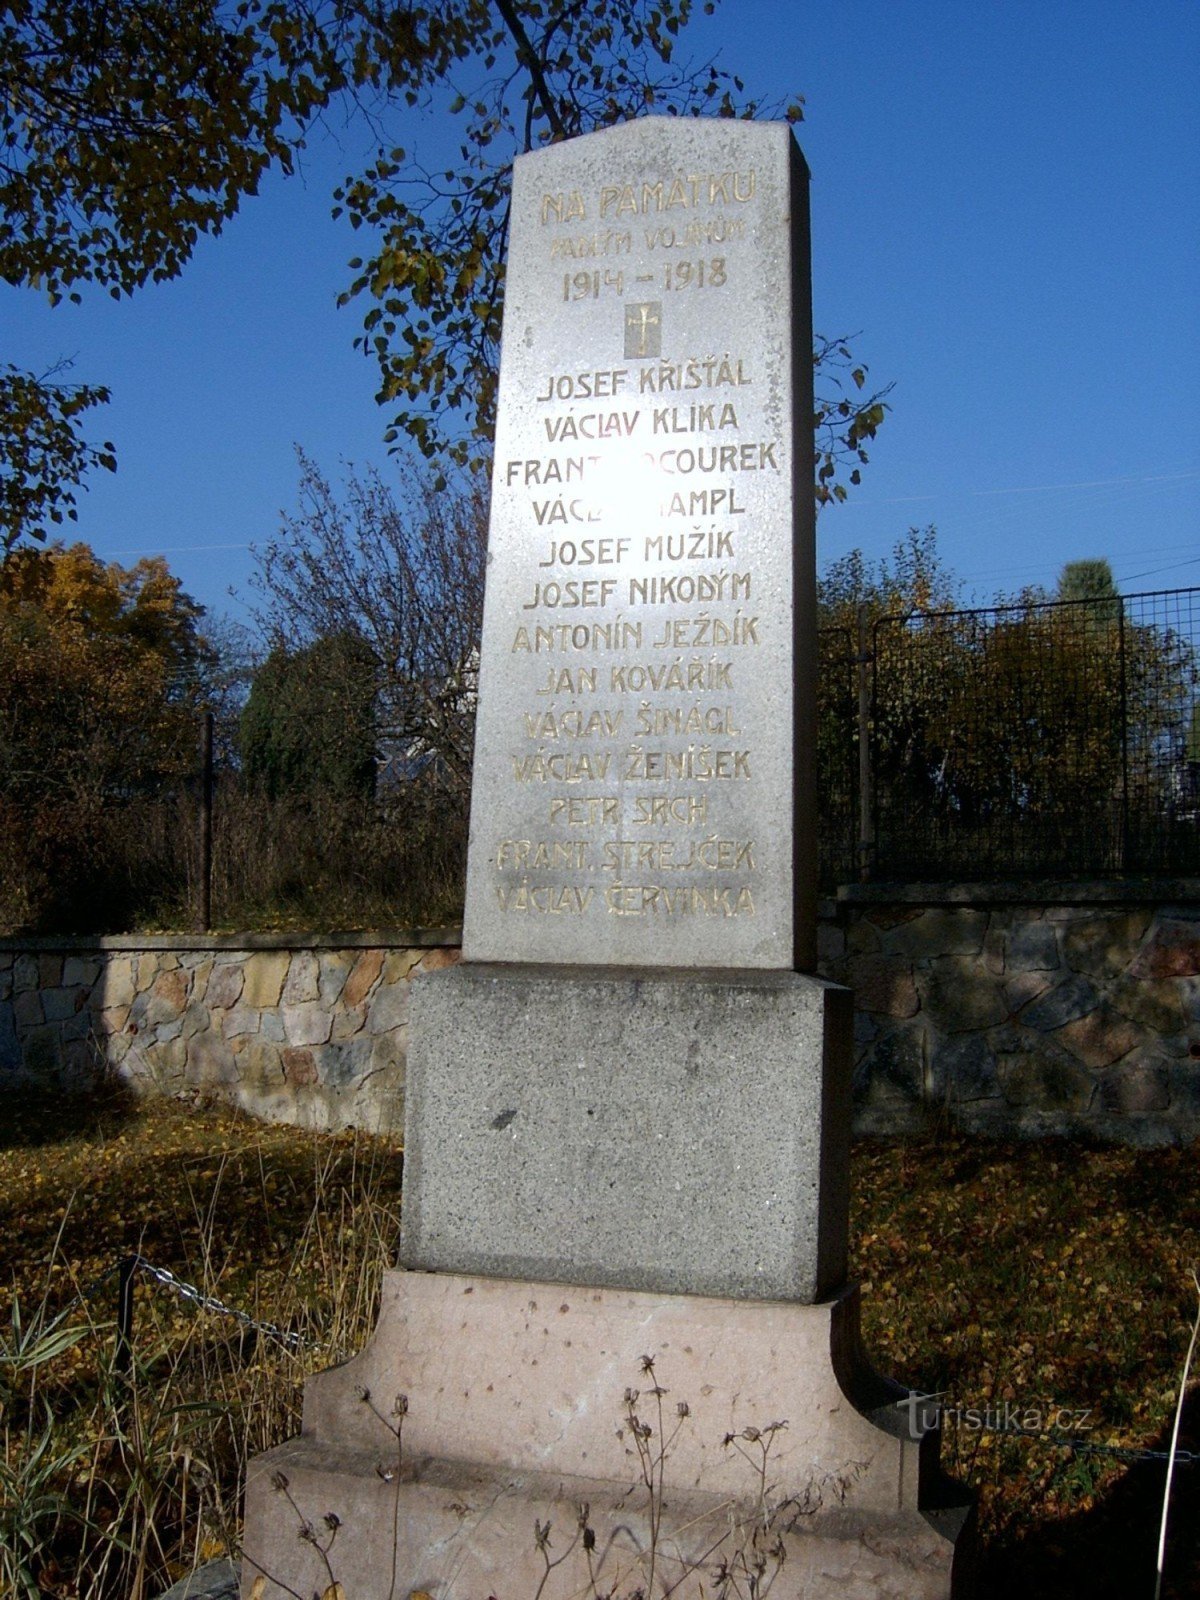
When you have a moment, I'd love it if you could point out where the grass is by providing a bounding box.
[0,1091,1197,1598]
[853,1137,1200,1597]
[1,1092,401,1599]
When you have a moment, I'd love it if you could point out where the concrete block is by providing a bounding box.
[402,963,851,1303]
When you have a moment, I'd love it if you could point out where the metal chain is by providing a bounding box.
[982,1425,1199,1466]
[127,1256,310,1351]
[46,1253,315,1353]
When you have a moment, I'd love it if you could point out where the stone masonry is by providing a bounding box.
[2,891,1198,1143]
[0,933,459,1133]
[825,889,1200,1144]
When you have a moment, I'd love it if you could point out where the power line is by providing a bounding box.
[937,539,1200,587]
[105,541,253,556]
[971,470,1197,498]
[1115,554,1200,584]
[834,469,1198,510]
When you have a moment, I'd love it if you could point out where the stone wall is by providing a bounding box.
[3,888,1198,1143]
[823,887,1200,1145]
[0,933,460,1133]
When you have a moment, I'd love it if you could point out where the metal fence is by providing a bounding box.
[4,587,1195,932]
[819,585,1200,885]
[816,624,859,886]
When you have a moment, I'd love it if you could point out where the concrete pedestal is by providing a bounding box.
[242,1269,972,1599]
[402,964,852,1302]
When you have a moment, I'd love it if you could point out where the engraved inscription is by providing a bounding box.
[601,838,754,872]
[497,883,595,913]
[523,708,623,739]
[604,884,755,916]
[549,796,620,826]
[599,171,756,217]
[550,230,632,258]
[497,839,591,871]
[466,126,801,965]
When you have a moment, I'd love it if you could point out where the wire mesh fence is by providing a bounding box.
[816,623,859,888]
[2,586,1196,932]
[854,586,1200,882]
[0,711,470,936]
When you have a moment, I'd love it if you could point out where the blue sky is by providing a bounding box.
[4,0,1198,623]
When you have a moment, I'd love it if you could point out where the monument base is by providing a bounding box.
[242,1269,973,1599]
[402,963,853,1302]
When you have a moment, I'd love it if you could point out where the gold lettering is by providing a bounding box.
[604,883,755,916]
[496,882,595,914]
[536,667,597,696]
[495,839,591,872]
[549,229,632,259]
[522,708,623,739]
[541,191,587,225]
[599,838,754,873]
[630,795,708,826]
[548,796,620,827]
[597,172,755,218]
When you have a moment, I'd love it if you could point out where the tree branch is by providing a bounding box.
[492,0,567,143]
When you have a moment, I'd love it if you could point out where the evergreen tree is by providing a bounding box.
[240,632,377,802]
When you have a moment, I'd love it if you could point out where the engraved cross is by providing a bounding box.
[624,301,662,359]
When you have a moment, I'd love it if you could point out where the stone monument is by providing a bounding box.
[242,117,971,1599]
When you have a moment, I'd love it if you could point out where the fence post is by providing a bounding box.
[197,711,214,933]
[1118,597,1130,872]
[857,606,874,882]
[115,1255,137,1381]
